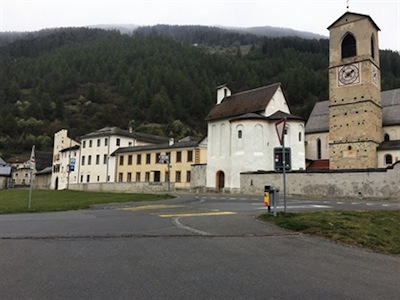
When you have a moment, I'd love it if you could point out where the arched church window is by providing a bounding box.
[385,154,393,165]
[342,34,357,59]
[317,138,322,160]
[384,134,390,141]
[370,35,375,59]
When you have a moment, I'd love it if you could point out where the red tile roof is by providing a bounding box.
[307,159,330,171]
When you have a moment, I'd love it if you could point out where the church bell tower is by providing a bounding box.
[328,12,383,169]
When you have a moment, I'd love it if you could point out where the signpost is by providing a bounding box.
[67,157,75,190]
[275,118,287,213]
[28,145,35,209]
[159,155,171,192]
[69,158,76,171]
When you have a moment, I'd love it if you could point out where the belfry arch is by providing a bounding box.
[342,33,357,59]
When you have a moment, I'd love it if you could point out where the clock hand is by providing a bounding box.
[345,69,354,78]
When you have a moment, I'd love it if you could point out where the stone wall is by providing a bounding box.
[0,177,7,189]
[69,181,174,193]
[190,164,207,192]
[240,162,400,201]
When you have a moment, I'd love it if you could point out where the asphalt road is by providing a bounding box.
[0,194,399,299]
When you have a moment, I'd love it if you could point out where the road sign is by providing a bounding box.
[69,158,76,172]
[275,118,286,145]
[274,147,291,172]
[159,155,170,164]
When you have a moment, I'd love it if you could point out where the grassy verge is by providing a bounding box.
[0,189,173,214]
[257,210,400,255]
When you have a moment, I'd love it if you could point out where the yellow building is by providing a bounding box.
[112,137,207,190]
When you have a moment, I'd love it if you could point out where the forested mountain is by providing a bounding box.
[0,26,399,158]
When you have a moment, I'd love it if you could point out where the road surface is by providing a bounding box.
[0,193,399,299]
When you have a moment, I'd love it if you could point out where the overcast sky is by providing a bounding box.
[1,0,399,51]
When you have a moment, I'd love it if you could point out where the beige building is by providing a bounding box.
[7,151,52,187]
[78,126,168,184]
[7,156,31,186]
[306,12,400,170]
[51,129,80,190]
[328,12,382,169]
[113,137,207,190]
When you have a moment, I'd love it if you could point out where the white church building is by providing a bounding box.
[205,83,305,192]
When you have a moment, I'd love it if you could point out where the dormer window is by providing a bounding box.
[342,34,356,59]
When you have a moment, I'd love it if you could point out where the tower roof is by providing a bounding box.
[327,11,380,31]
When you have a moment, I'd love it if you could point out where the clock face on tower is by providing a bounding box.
[338,63,360,85]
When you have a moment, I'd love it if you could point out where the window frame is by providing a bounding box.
[187,150,193,162]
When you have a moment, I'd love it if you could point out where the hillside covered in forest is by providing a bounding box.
[0,25,399,158]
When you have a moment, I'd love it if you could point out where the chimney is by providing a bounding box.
[216,84,231,105]
[169,138,174,146]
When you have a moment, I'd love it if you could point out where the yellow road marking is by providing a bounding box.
[120,205,184,211]
[158,211,237,218]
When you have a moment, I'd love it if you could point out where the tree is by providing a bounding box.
[148,87,173,124]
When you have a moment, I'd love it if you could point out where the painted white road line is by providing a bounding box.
[159,211,237,218]
[258,205,332,210]
[172,218,211,236]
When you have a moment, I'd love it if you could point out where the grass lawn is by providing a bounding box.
[257,210,400,255]
[0,189,173,214]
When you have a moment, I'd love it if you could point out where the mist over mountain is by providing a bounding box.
[95,23,326,40]
[227,26,326,40]
[0,23,325,46]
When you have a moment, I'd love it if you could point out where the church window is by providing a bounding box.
[370,35,375,59]
[385,154,393,165]
[342,33,357,59]
[317,138,322,160]
[384,134,390,141]
[236,125,244,151]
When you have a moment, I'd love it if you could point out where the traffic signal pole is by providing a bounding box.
[275,118,287,213]
[282,134,287,213]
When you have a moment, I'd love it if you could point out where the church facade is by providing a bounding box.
[205,83,305,192]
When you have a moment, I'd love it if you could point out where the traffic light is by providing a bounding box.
[274,147,291,172]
